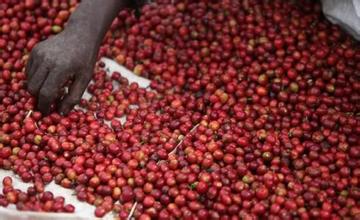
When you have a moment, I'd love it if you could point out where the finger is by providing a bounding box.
[27,64,48,96]
[25,48,43,81]
[25,55,34,79]
[59,72,92,115]
[37,68,68,115]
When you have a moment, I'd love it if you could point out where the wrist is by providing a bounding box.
[63,0,133,47]
[64,17,103,47]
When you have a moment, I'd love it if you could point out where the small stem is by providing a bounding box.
[168,123,199,155]
[126,201,138,220]
[24,110,33,119]
[156,124,199,165]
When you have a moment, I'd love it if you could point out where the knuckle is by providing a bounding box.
[43,57,55,66]
[68,95,81,105]
[54,58,74,70]
[27,84,36,95]
[66,96,80,106]
[39,87,54,100]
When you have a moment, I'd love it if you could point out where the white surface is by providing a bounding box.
[101,58,151,88]
[78,57,151,126]
[0,58,151,219]
[0,170,97,220]
[322,0,360,40]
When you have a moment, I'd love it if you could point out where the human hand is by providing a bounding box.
[26,30,98,115]
[25,0,150,115]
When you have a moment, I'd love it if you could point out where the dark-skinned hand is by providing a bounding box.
[26,30,97,115]
[25,0,148,115]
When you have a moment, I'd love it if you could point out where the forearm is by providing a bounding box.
[64,0,131,48]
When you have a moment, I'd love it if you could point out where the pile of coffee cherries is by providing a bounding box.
[0,0,359,219]
[0,176,75,213]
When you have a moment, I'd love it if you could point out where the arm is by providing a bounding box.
[26,0,134,115]
[65,0,130,49]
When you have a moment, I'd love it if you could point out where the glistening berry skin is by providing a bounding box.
[1,0,360,219]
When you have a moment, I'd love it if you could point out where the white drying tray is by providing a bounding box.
[0,58,151,220]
